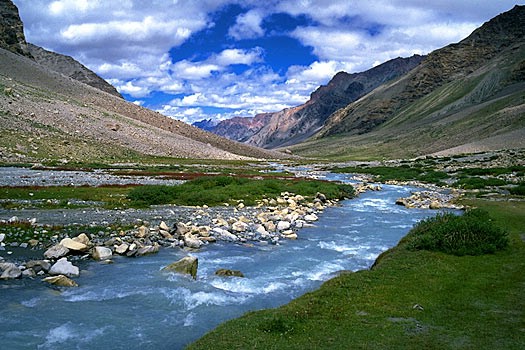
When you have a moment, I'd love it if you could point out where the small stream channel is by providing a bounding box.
[0,168,453,349]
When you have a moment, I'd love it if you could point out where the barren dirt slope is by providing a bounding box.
[0,48,287,163]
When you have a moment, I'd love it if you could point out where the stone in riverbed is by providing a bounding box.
[92,246,112,260]
[73,233,91,246]
[49,258,79,277]
[232,221,248,232]
[115,243,129,254]
[135,225,150,238]
[183,235,202,249]
[43,275,78,287]
[44,244,70,259]
[211,228,239,242]
[25,260,51,273]
[277,221,291,231]
[215,269,244,278]
[60,238,89,252]
[0,233,5,243]
[162,256,198,279]
[159,221,170,231]
[0,262,22,279]
[135,243,160,257]
[304,213,318,222]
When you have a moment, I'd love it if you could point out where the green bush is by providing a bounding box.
[402,209,508,256]
[127,176,354,207]
[332,165,448,184]
[455,176,507,189]
[509,183,525,196]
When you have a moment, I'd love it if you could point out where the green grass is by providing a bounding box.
[509,183,525,196]
[188,200,525,350]
[128,176,354,207]
[332,165,449,184]
[454,176,508,189]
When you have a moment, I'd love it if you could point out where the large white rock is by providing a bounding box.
[211,228,239,242]
[92,246,112,260]
[159,221,170,231]
[277,221,291,231]
[0,233,5,243]
[0,262,22,279]
[73,233,91,246]
[184,235,203,249]
[304,213,319,222]
[60,238,88,251]
[49,258,79,277]
[44,244,70,259]
[232,221,248,232]
[115,243,129,254]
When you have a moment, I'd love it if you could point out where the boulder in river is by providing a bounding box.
[115,243,129,254]
[135,243,160,257]
[49,258,79,277]
[44,244,70,259]
[215,269,244,278]
[25,260,51,273]
[43,275,78,287]
[162,256,198,279]
[0,262,22,279]
[92,246,112,261]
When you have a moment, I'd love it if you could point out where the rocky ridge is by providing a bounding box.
[307,5,525,157]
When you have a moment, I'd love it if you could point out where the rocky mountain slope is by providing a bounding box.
[210,113,273,142]
[202,55,423,149]
[27,44,122,98]
[0,0,121,98]
[0,0,287,163]
[290,5,525,159]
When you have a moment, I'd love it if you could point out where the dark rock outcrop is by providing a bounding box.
[0,0,31,57]
[0,0,121,98]
[27,43,123,98]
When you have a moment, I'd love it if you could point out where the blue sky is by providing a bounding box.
[14,0,522,124]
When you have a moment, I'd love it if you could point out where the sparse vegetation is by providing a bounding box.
[332,165,449,185]
[127,176,354,207]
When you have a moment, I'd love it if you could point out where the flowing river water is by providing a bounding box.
[0,169,452,349]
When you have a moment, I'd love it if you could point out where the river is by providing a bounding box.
[0,170,450,349]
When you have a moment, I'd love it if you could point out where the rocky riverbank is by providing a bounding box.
[0,191,339,285]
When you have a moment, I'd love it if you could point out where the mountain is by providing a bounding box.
[0,0,121,98]
[0,0,287,163]
[205,113,273,142]
[290,5,525,159]
[192,118,218,132]
[202,55,423,149]
[245,55,424,149]
[27,44,122,98]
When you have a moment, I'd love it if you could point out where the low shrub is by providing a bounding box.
[454,176,507,189]
[509,183,525,196]
[402,209,508,256]
[332,165,448,184]
[127,176,354,206]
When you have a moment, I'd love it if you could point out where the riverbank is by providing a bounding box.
[188,198,525,350]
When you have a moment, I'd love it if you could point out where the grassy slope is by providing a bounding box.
[287,47,525,161]
[188,200,525,350]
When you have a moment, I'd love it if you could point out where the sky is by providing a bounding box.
[14,0,523,124]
